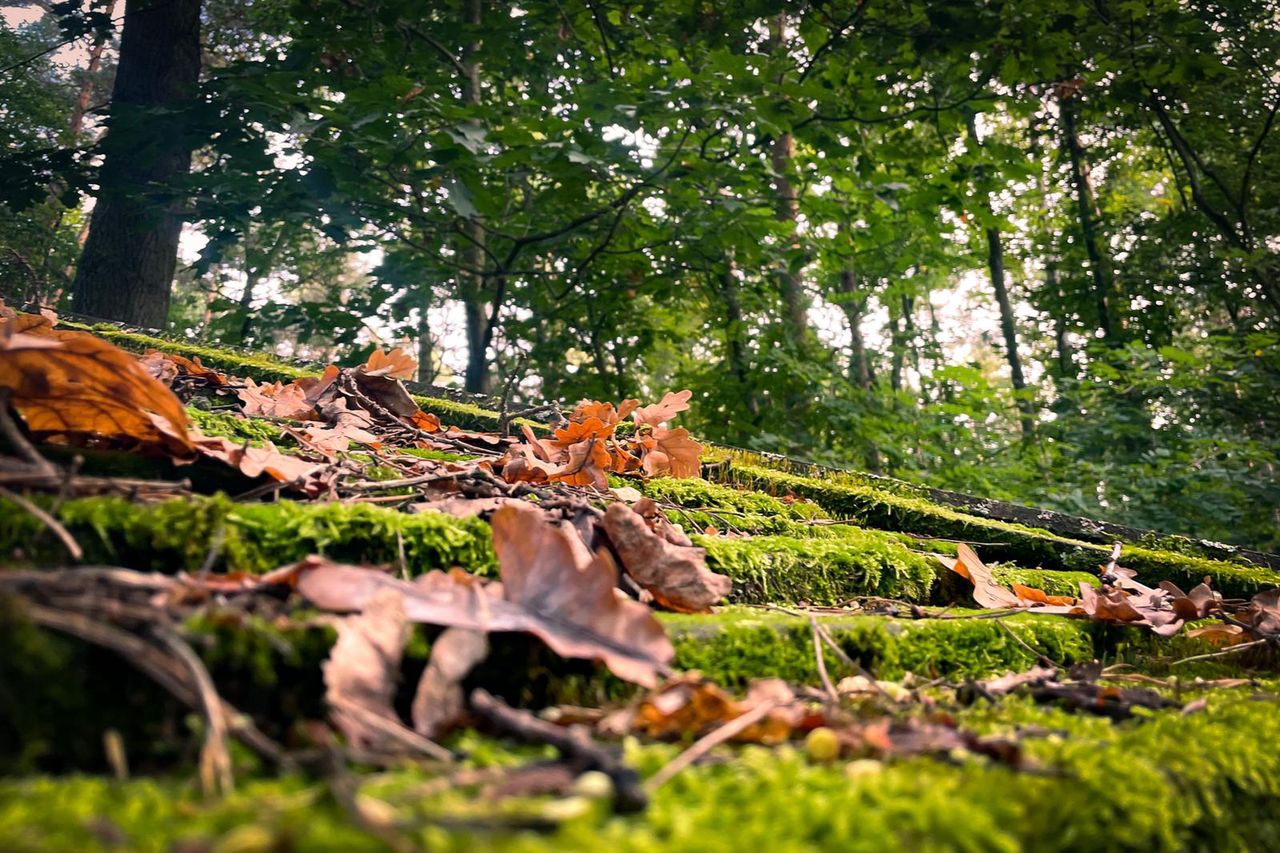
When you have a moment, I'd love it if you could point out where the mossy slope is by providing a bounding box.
[4,696,1280,852]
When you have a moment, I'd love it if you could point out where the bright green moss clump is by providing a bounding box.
[186,407,285,445]
[695,532,938,605]
[0,495,495,576]
[662,607,1097,686]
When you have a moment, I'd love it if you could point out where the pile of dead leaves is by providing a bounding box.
[501,392,703,490]
[945,542,1280,649]
[0,303,706,499]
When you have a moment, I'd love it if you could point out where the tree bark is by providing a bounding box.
[1046,265,1073,379]
[767,14,809,343]
[838,270,872,389]
[70,0,203,328]
[965,111,1032,436]
[719,261,759,418]
[458,0,490,393]
[1060,95,1117,345]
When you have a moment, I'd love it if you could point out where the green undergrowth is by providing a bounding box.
[0,494,495,577]
[4,695,1280,852]
[724,463,1280,597]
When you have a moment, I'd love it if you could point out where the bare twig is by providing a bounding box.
[470,688,646,813]
[646,700,779,791]
[0,390,56,474]
[328,697,454,763]
[0,469,190,494]
[997,620,1064,671]
[22,602,288,769]
[1101,543,1123,582]
[154,626,235,796]
[809,616,839,703]
[1171,638,1270,667]
[0,485,83,560]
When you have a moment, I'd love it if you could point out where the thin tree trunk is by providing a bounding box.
[838,270,872,390]
[1047,265,1073,379]
[238,224,289,342]
[719,261,759,418]
[416,302,437,385]
[70,0,203,328]
[889,304,906,393]
[966,112,1033,436]
[1060,95,1116,344]
[767,14,809,343]
[459,0,490,393]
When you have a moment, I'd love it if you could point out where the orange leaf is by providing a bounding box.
[632,389,693,427]
[642,426,703,478]
[1012,583,1077,607]
[551,437,610,489]
[237,378,317,419]
[0,331,193,454]
[362,347,418,380]
[552,416,615,447]
[193,435,324,483]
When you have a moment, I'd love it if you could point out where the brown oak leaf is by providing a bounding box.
[362,347,418,380]
[602,501,730,613]
[632,389,693,427]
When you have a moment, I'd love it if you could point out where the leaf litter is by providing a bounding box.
[1,302,1278,828]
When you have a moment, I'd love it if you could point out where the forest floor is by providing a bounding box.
[2,307,1280,852]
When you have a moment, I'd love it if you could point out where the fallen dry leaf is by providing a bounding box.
[237,378,317,420]
[362,347,418,380]
[290,502,675,688]
[950,544,1020,609]
[323,587,411,750]
[490,501,674,686]
[411,627,489,739]
[192,435,325,484]
[627,675,795,744]
[602,501,730,613]
[640,426,703,478]
[632,390,693,428]
[0,331,194,454]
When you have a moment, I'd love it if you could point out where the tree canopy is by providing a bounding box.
[2,0,1278,549]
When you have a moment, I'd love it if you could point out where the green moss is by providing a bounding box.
[6,697,1280,851]
[0,494,495,576]
[640,477,825,522]
[662,607,1098,686]
[186,407,285,445]
[727,464,1280,597]
[695,532,938,605]
[990,565,1100,597]
[393,447,478,462]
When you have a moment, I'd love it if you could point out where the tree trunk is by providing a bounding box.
[416,303,437,385]
[458,0,490,393]
[1060,95,1116,345]
[718,261,759,419]
[767,15,809,343]
[838,270,872,390]
[1047,265,1073,379]
[966,111,1032,436]
[70,0,203,328]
